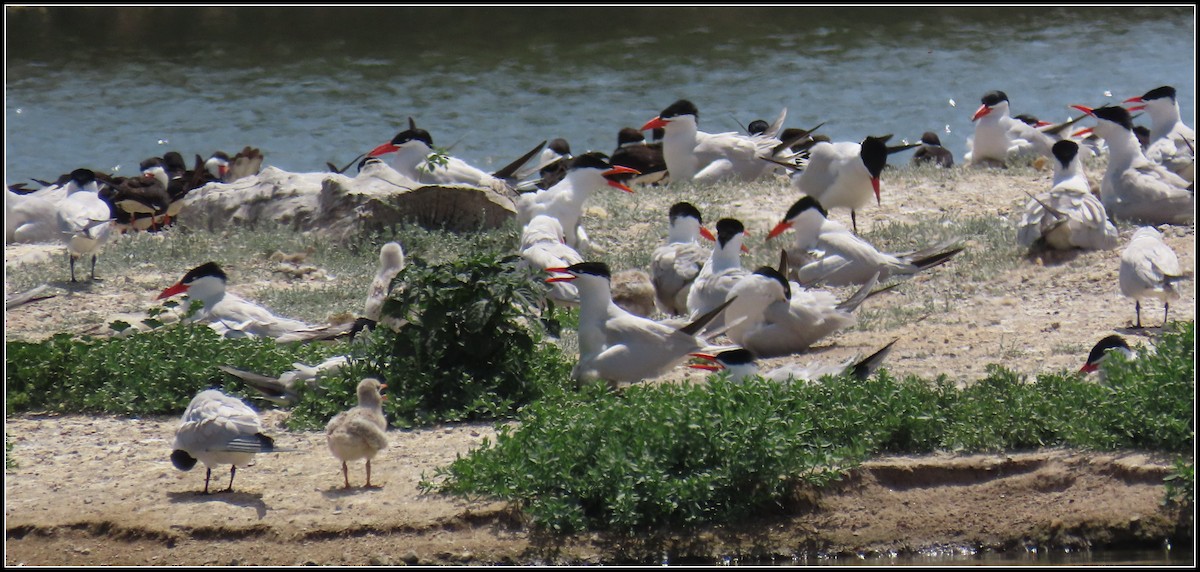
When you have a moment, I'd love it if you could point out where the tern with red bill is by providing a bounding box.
[157,261,337,343]
[651,201,716,316]
[640,99,788,185]
[766,196,964,287]
[1079,334,1134,376]
[1123,85,1194,183]
[789,134,889,234]
[545,261,737,388]
[1071,104,1193,226]
[721,265,881,358]
[686,217,752,328]
[515,151,637,253]
[366,118,545,191]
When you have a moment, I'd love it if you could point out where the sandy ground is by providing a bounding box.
[4,162,1196,565]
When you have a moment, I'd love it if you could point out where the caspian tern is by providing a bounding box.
[722,265,881,359]
[1123,85,1195,183]
[170,389,280,494]
[156,261,335,342]
[688,338,898,383]
[640,99,786,185]
[766,196,964,287]
[326,377,389,489]
[686,217,751,328]
[610,127,668,186]
[1017,139,1119,252]
[519,214,584,307]
[366,120,544,191]
[515,151,637,252]
[1118,226,1193,328]
[54,168,116,282]
[1079,334,1134,375]
[651,202,716,316]
[964,90,1058,168]
[5,187,60,244]
[219,355,350,407]
[910,131,955,168]
[790,135,889,234]
[546,261,736,387]
[1071,104,1194,226]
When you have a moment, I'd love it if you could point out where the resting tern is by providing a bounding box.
[965,90,1057,168]
[766,196,964,287]
[722,265,881,358]
[1071,104,1194,226]
[170,389,281,494]
[651,202,716,316]
[546,261,736,387]
[689,338,898,383]
[219,355,350,407]
[54,168,116,282]
[367,119,544,191]
[640,99,786,185]
[515,151,637,252]
[910,131,955,168]
[1119,226,1192,328]
[519,214,584,306]
[1079,334,1135,375]
[1124,85,1195,183]
[326,377,389,489]
[1016,140,1119,252]
[790,135,889,234]
[156,261,335,342]
[686,217,751,328]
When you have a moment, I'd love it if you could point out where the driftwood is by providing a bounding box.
[5,284,56,310]
[174,164,517,241]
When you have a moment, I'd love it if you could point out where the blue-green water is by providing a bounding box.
[4,6,1194,185]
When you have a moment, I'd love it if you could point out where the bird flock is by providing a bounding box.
[5,86,1194,493]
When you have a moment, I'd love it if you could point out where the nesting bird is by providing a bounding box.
[651,202,715,316]
[326,378,389,489]
[1016,139,1119,253]
[170,389,280,494]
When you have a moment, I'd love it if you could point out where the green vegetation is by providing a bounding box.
[423,321,1194,534]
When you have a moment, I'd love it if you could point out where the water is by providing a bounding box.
[4,6,1194,186]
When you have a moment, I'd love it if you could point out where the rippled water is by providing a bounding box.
[5,6,1194,185]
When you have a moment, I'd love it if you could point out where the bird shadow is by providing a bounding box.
[1114,325,1165,339]
[46,278,105,292]
[320,484,385,498]
[167,490,269,519]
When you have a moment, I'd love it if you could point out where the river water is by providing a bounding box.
[4,5,1195,185]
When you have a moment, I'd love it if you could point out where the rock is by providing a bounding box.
[175,164,517,242]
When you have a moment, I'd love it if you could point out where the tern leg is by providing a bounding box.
[1163,302,1170,327]
[366,460,373,488]
[202,467,212,495]
[342,461,351,489]
[224,466,237,492]
[90,254,98,281]
[69,253,77,283]
[851,210,859,235]
[1135,300,1142,329]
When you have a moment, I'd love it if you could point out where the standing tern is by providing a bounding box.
[1118,226,1192,328]
[790,135,889,234]
[170,389,282,494]
[54,168,116,282]
[515,151,637,252]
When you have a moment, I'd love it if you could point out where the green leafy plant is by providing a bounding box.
[286,250,576,430]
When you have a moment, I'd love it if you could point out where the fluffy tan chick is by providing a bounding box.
[325,378,389,488]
